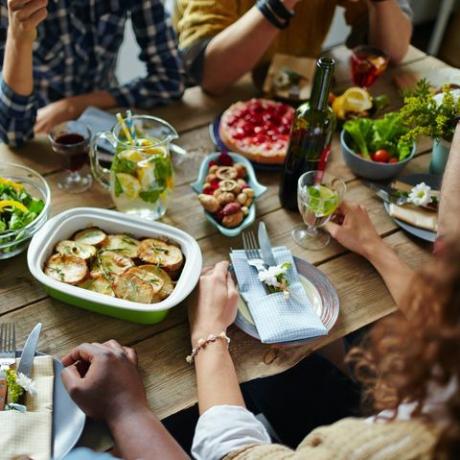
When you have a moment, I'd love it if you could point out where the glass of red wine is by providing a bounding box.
[350,45,389,88]
[49,121,92,193]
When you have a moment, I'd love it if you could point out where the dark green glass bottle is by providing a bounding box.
[279,57,336,210]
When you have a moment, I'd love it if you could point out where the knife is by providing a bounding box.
[258,222,277,267]
[17,323,42,379]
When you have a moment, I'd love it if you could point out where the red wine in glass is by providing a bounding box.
[54,133,88,171]
[350,46,389,88]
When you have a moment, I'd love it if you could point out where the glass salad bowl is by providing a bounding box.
[0,163,51,259]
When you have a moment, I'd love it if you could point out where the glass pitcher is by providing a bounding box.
[90,115,178,220]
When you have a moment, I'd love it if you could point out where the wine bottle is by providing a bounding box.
[279,57,336,210]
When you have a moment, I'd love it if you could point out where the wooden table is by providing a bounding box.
[0,45,448,446]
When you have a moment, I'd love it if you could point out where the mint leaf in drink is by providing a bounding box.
[111,156,137,175]
[139,187,164,203]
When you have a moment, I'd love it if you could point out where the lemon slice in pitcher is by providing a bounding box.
[119,149,144,163]
[116,173,141,199]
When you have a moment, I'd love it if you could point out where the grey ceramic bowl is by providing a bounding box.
[340,130,416,181]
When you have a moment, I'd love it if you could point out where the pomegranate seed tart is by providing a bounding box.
[219,98,294,165]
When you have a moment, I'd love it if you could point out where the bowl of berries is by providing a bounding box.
[191,151,267,237]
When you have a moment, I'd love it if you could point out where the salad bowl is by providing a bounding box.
[0,163,51,259]
[191,152,267,237]
[341,130,416,181]
[27,207,202,324]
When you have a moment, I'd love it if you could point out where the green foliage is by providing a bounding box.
[400,79,460,143]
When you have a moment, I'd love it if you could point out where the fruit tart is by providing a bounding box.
[219,98,294,165]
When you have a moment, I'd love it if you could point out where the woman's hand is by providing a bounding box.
[7,0,48,43]
[61,340,148,421]
[325,201,383,259]
[189,261,239,345]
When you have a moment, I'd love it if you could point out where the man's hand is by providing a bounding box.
[7,0,48,43]
[34,97,84,134]
[61,340,148,421]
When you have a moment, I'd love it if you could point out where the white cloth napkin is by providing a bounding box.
[231,247,327,343]
[0,355,54,460]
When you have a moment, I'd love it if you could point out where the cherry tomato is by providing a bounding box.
[388,157,399,164]
[372,149,391,163]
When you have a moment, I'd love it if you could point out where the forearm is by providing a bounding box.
[367,0,412,63]
[108,406,188,460]
[202,0,297,95]
[3,32,34,96]
[66,91,117,117]
[194,340,245,414]
[439,122,460,237]
[365,239,414,312]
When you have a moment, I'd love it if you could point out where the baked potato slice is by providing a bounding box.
[90,251,134,279]
[101,234,140,258]
[45,254,88,284]
[113,272,154,304]
[137,265,174,301]
[124,266,164,296]
[138,238,184,272]
[56,240,96,260]
[73,227,107,246]
[79,275,115,297]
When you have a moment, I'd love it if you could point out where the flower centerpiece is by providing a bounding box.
[258,262,292,299]
[399,80,460,175]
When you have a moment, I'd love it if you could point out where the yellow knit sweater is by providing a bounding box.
[224,418,438,460]
[174,0,368,63]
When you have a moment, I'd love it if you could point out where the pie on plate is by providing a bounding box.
[219,98,294,165]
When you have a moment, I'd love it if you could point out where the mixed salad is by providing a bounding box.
[0,177,45,236]
[344,112,413,163]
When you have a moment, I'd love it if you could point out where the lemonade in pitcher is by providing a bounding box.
[91,115,177,220]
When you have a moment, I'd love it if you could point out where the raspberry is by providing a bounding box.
[218,151,234,166]
[202,185,214,195]
[210,179,220,190]
[208,160,218,168]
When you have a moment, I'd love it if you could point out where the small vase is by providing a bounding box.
[429,138,451,176]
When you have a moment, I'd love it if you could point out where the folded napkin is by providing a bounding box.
[389,203,438,232]
[0,355,54,460]
[231,247,327,344]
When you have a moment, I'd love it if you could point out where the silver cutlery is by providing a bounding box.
[0,323,16,411]
[258,222,277,267]
[242,231,266,274]
[17,323,42,380]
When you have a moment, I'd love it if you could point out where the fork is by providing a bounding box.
[242,231,266,274]
[0,323,16,411]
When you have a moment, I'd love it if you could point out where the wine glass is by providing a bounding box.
[350,45,389,88]
[292,171,346,250]
[49,121,93,193]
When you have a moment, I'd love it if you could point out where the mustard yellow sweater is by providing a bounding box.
[225,418,438,460]
[174,0,368,63]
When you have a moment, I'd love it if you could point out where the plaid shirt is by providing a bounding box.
[0,0,184,147]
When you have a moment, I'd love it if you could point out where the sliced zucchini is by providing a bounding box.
[100,234,140,258]
[113,272,154,304]
[79,276,115,297]
[73,227,107,246]
[137,265,174,301]
[45,254,88,284]
[90,251,134,279]
[124,267,164,296]
[55,240,96,260]
[138,239,184,272]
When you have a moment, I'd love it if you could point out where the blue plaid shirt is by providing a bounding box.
[0,0,185,147]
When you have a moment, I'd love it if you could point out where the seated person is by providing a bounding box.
[0,0,184,147]
[173,0,413,94]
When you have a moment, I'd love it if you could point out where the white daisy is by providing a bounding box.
[408,182,432,207]
[16,373,37,396]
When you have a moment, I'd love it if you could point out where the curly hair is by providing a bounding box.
[347,240,460,459]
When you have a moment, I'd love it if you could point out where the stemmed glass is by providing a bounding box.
[350,45,389,88]
[292,171,346,250]
[49,121,92,193]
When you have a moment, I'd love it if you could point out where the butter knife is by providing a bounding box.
[17,323,42,379]
[258,222,277,267]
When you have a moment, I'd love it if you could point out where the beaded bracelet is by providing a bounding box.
[256,0,289,29]
[186,332,231,364]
